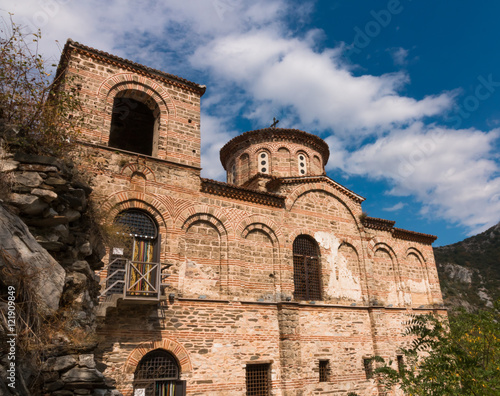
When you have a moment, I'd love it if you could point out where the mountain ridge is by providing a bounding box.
[433,222,500,311]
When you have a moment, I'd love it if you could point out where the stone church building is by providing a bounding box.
[58,39,445,396]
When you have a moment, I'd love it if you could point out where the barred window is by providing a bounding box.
[363,358,373,379]
[397,355,404,373]
[246,364,270,396]
[319,360,329,382]
[293,235,321,300]
[106,210,160,298]
[134,349,185,396]
[115,209,157,239]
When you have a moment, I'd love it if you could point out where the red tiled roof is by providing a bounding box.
[220,128,330,168]
[392,227,438,243]
[59,39,206,95]
[362,216,437,244]
[361,216,396,231]
[267,175,365,203]
[201,178,285,207]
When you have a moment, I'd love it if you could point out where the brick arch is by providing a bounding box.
[241,223,279,245]
[237,215,282,245]
[369,240,398,262]
[338,241,360,259]
[294,148,310,158]
[246,143,273,156]
[287,228,318,247]
[337,241,368,297]
[101,190,174,232]
[123,338,192,374]
[98,73,175,117]
[406,247,426,263]
[339,236,362,251]
[120,162,156,182]
[286,185,362,231]
[176,205,230,236]
[277,146,291,153]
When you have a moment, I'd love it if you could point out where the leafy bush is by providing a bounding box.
[0,15,82,156]
[374,305,500,395]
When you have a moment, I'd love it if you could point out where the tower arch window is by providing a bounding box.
[108,94,157,156]
[293,235,321,300]
[298,153,307,176]
[258,151,269,174]
[133,349,186,395]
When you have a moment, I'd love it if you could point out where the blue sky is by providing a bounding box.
[3,0,500,246]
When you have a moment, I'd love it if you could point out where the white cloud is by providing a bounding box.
[2,0,499,234]
[200,113,237,180]
[191,31,454,136]
[389,47,409,66]
[383,202,406,212]
[331,123,500,234]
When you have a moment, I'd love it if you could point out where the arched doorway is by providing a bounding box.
[133,349,185,396]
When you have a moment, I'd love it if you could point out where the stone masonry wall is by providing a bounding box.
[61,41,203,168]
[55,43,446,395]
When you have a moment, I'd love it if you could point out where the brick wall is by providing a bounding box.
[60,41,445,395]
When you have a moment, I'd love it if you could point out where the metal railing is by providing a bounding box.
[99,259,161,301]
[125,260,161,300]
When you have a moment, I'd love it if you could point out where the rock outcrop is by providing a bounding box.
[0,128,120,396]
[434,222,500,311]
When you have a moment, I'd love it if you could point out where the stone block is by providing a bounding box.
[31,187,58,202]
[13,171,44,187]
[8,193,48,215]
[78,354,96,369]
[61,367,105,383]
[71,261,93,277]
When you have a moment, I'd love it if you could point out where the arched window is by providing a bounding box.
[229,162,236,184]
[258,151,270,174]
[133,349,185,396]
[108,96,156,156]
[298,153,307,176]
[106,210,160,298]
[293,235,321,300]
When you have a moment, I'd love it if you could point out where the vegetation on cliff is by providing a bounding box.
[373,305,500,395]
[0,15,82,156]
[434,222,500,311]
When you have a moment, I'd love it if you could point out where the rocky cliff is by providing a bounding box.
[0,126,120,395]
[434,222,500,311]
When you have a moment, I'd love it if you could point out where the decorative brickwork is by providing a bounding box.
[59,40,445,396]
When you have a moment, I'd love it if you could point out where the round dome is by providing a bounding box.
[220,128,330,186]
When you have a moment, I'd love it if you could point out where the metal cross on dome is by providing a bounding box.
[270,117,279,128]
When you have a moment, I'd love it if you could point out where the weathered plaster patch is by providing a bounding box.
[314,231,362,301]
[179,259,219,297]
[407,279,428,293]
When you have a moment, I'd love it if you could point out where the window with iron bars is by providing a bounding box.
[293,235,321,300]
[133,349,186,396]
[106,209,161,299]
[246,363,271,396]
[397,355,404,373]
[319,360,330,382]
[363,358,373,379]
